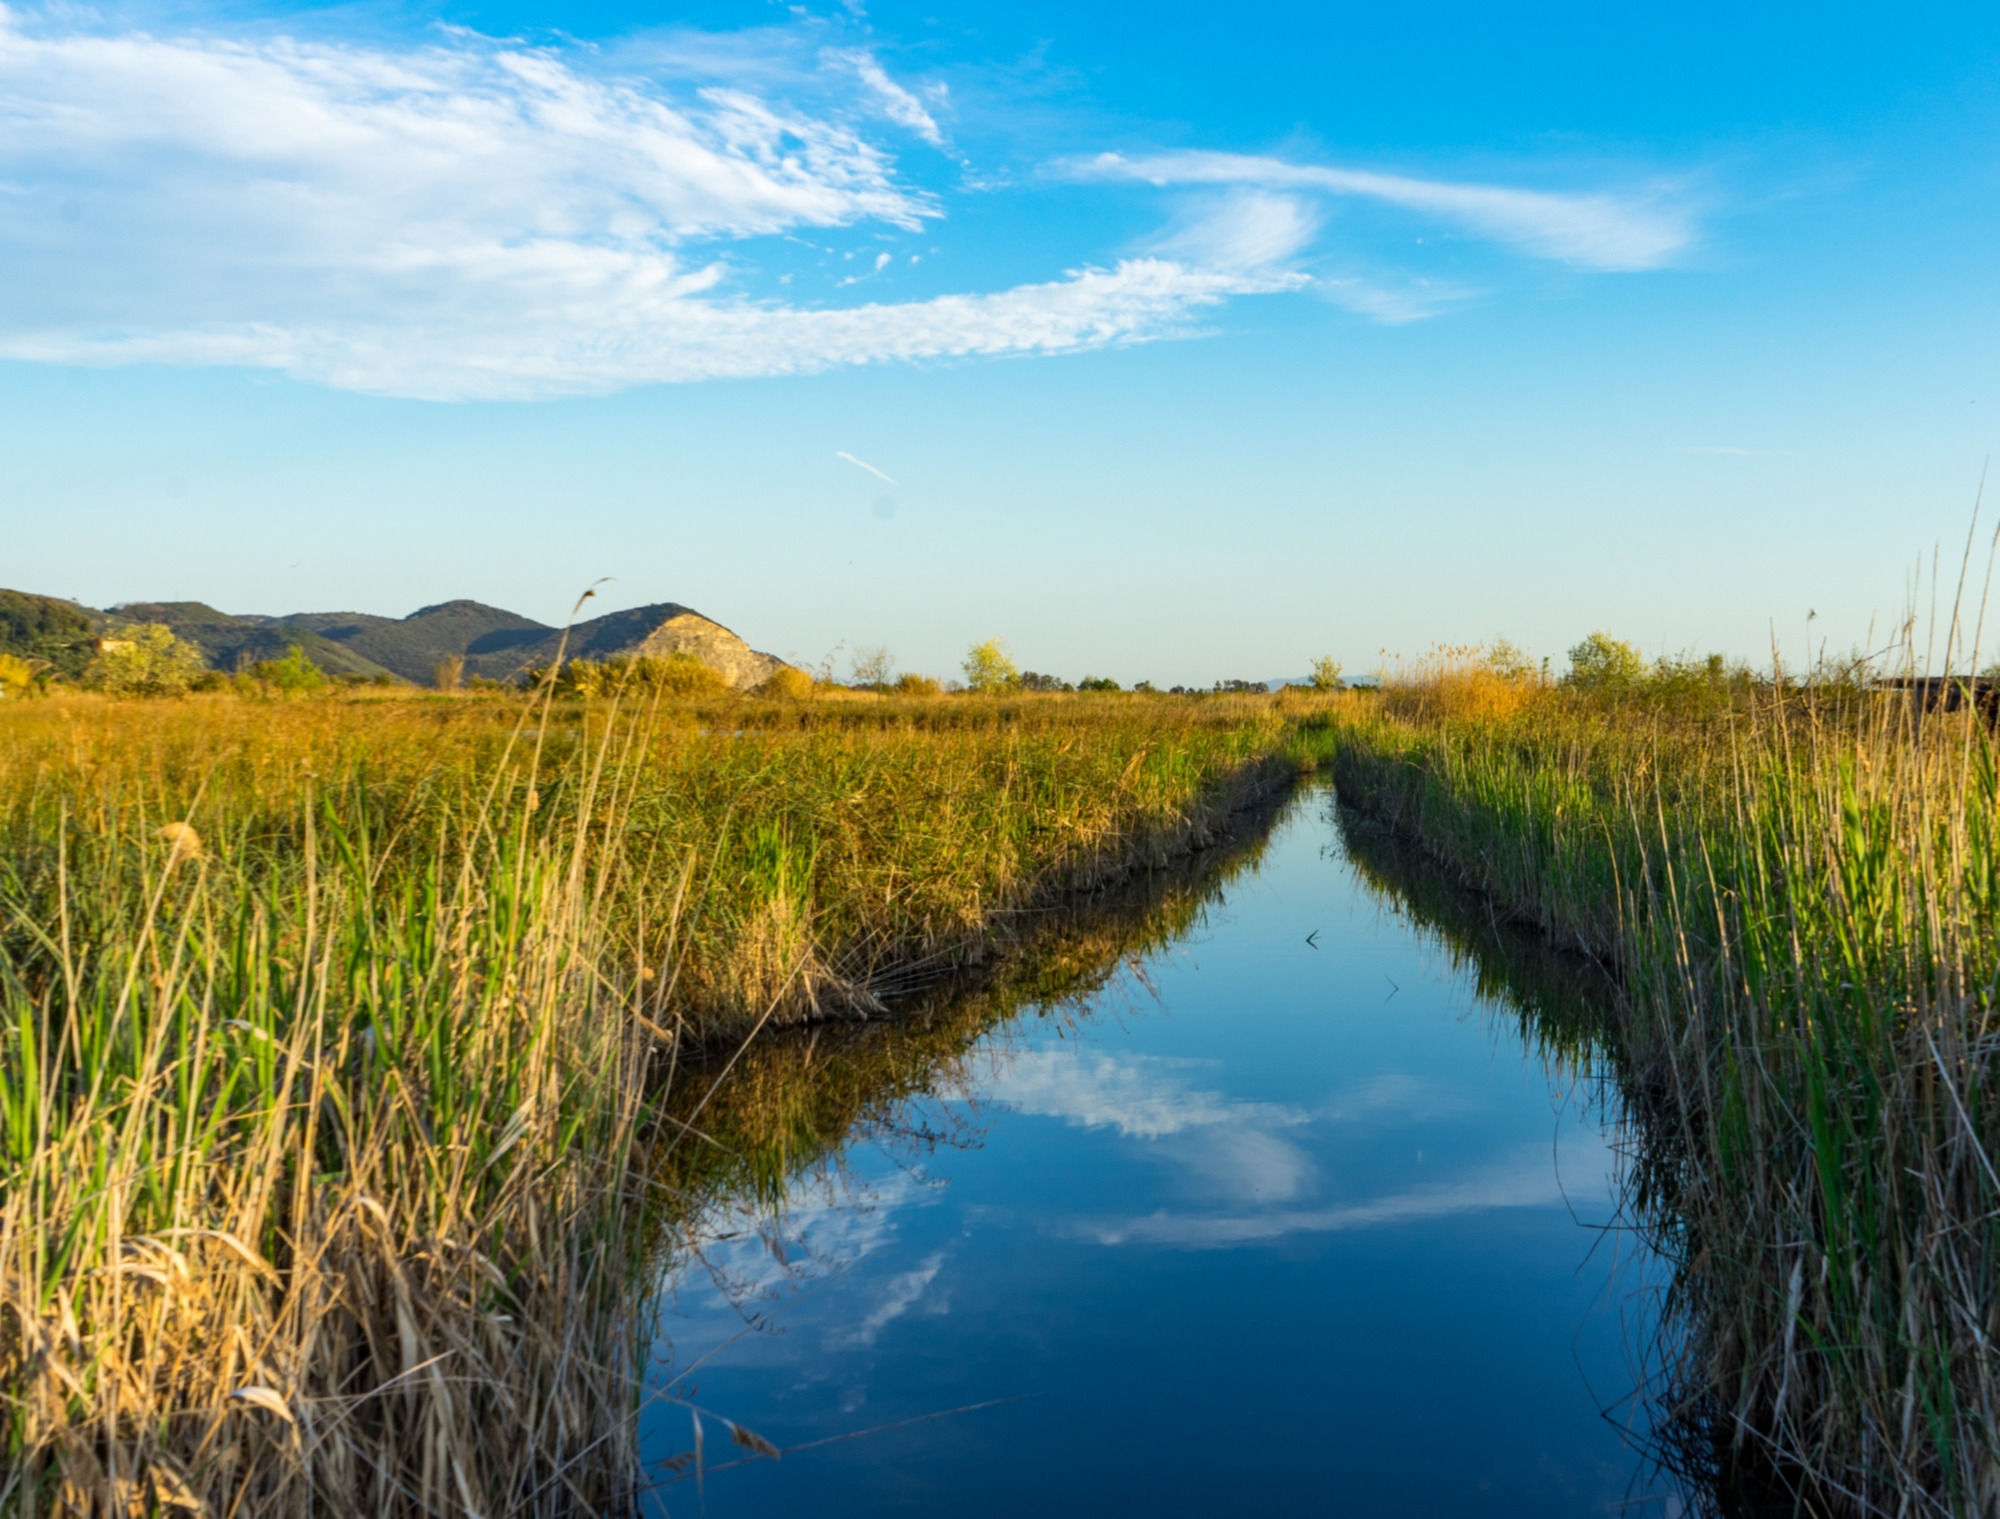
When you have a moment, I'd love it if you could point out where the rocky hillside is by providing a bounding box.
[548,605,788,689]
[0,589,793,690]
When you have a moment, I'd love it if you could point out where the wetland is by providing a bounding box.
[641,786,1678,1516]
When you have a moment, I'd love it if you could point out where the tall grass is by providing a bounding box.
[1328,658,2000,1515]
[645,782,1291,1262]
[0,687,1330,1514]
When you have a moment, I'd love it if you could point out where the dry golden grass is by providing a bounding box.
[1376,644,1539,724]
[0,684,1332,1515]
[753,666,814,700]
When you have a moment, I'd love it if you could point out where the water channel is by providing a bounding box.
[639,786,1686,1516]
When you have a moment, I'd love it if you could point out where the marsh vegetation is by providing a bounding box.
[6,621,1997,1516]
[0,683,1331,1514]
[1328,639,2000,1516]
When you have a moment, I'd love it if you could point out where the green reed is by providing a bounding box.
[0,687,1332,1515]
[1329,679,2000,1515]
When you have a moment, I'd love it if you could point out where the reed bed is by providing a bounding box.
[0,686,1327,1516]
[1327,663,2000,1515]
[646,782,1291,1257]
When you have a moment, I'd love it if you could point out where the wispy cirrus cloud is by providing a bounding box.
[987,1050,1317,1202]
[1075,150,1697,271]
[1082,1146,1575,1249]
[987,1050,1309,1140]
[0,9,1293,398]
[824,46,947,146]
[1152,188,1322,272]
[831,1250,948,1348]
[0,7,1695,400]
[1,256,1297,398]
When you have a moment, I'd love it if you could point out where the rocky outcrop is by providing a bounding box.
[527,602,790,689]
[630,611,788,689]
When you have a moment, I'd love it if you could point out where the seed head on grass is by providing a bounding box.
[156,819,203,866]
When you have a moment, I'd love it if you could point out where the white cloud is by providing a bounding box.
[663,1163,941,1341]
[987,1049,1316,1201]
[987,1050,1309,1139]
[0,9,1293,399]
[1154,189,1320,272]
[1083,1146,1574,1249]
[832,1250,947,1347]
[0,256,1296,398]
[1075,150,1696,271]
[1317,275,1471,325]
[1172,1126,1318,1202]
[823,47,945,145]
[0,9,1690,399]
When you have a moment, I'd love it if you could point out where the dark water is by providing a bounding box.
[641,788,1682,1516]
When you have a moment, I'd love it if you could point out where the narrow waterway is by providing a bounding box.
[641,786,1681,1515]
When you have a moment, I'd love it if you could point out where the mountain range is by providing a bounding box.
[0,590,792,688]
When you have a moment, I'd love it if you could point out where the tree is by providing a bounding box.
[0,653,36,698]
[0,589,94,679]
[1487,639,1539,682]
[961,638,1019,693]
[248,645,328,694]
[433,654,465,692]
[1564,631,1645,690]
[849,645,895,688]
[91,624,207,696]
[1307,656,1344,691]
[1078,675,1122,692]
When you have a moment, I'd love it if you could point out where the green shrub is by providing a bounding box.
[89,624,208,696]
[962,638,1019,693]
[0,653,36,698]
[638,653,730,696]
[756,665,815,700]
[1563,630,1645,690]
[246,644,329,694]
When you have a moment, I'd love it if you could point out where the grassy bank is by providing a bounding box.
[645,782,1291,1283]
[1326,666,1999,1515]
[0,687,1333,1515]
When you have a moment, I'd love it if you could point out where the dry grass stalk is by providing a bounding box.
[0,685,1338,1514]
[1330,659,2000,1515]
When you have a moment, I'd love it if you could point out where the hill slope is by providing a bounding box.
[273,601,550,683]
[6,591,792,689]
[0,589,97,678]
[112,603,397,680]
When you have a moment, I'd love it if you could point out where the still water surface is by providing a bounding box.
[643,789,1679,1515]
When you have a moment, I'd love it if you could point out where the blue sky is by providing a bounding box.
[4,0,1998,683]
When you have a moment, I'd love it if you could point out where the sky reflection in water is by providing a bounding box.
[644,792,1678,1517]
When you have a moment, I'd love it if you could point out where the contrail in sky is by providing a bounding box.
[836,450,898,485]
